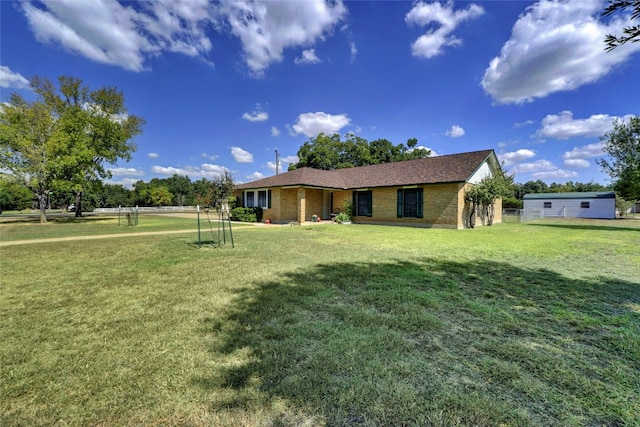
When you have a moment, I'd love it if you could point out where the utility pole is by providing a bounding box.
[275,149,279,175]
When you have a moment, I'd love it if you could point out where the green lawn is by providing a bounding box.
[0,213,250,242]
[1,218,638,426]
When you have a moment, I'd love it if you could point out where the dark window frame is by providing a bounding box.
[352,190,373,217]
[544,202,552,209]
[397,188,424,218]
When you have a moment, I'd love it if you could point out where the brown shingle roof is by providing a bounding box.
[236,149,496,190]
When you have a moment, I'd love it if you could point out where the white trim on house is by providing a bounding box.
[467,161,493,184]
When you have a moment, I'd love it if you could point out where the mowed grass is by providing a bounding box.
[0,213,248,242]
[1,218,639,426]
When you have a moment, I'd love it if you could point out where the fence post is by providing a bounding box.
[197,205,201,248]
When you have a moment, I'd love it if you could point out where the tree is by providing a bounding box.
[0,174,33,212]
[36,76,144,217]
[0,76,143,222]
[465,172,514,228]
[147,186,173,206]
[603,0,640,50]
[101,183,133,208]
[0,93,58,222]
[289,133,430,170]
[597,116,640,200]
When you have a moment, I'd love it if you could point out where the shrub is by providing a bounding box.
[335,212,351,223]
[231,206,263,222]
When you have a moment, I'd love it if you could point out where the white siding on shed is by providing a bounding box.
[523,194,615,219]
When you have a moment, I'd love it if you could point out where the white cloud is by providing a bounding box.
[230,146,254,163]
[201,152,219,160]
[512,159,555,173]
[217,0,346,75]
[405,1,484,59]
[0,66,30,89]
[242,111,269,122]
[271,126,281,136]
[292,112,351,137]
[267,155,298,173]
[21,0,214,72]
[532,169,578,180]
[108,167,144,176]
[295,49,321,65]
[246,171,265,180]
[282,155,299,164]
[349,41,357,62]
[148,152,159,159]
[105,177,139,189]
[514,120,534,128]
[562,142,603,168]
[499,149,536,167]
[510,159,578,180]
[422,147,438,156]
[482,0,640,104]
[446,124,465,138]
[562,142,604,160]
[152,163,229,179]
[536,111,633,139]
[563,158,590,168]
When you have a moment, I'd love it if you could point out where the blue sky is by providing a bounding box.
[1,0,639,187]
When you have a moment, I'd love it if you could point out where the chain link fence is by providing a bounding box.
[502,209,543,223]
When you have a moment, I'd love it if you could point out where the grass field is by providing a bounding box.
[1,217,639,426]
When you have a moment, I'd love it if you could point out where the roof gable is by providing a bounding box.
[236,149,497,190]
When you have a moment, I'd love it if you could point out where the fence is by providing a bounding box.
[94,206,198,213]
[502,209,544,223]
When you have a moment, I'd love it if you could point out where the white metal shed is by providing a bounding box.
[523,192,616,219]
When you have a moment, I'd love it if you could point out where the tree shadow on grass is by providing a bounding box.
[0,214,114,224]
[194,258,639,426]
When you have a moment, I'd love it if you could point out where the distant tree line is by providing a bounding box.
[2,169,614,214]
[0,172,235,213]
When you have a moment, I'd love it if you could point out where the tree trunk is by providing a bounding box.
[487,202,495,226]
[37,192,47,223]
[74,190,83,217]
[468,202,476,228]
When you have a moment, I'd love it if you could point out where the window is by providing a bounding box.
[245,190,271,208]
[352,190,372,217]
[544,202,552,208]
[258,190,267,208]
[581,201,590,208]
[397,188,423,218]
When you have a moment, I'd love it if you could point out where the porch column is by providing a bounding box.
[297,187,306,224]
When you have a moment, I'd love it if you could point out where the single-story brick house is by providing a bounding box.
[523,191,616,219]
[234,149,502,229]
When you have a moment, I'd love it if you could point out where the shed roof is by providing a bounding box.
[523,191,616,200]
[236,149,497,190]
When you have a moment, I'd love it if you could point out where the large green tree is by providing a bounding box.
[597,116,640,200]
[289,133,430,170]
[0,93,58,222]
[0,76,143,222]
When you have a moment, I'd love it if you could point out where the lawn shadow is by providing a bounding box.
[0,213,114,224]
[195,258,639,426]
